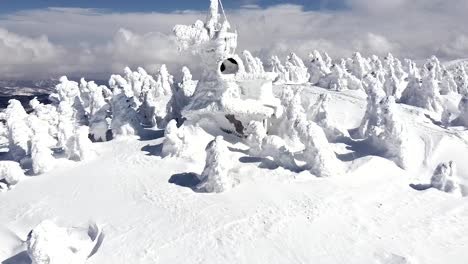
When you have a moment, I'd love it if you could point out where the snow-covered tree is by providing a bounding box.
[308,93,349,141]
[439,67,457,95]
[109,75,141,137]
[320,64,363,91]
[85,80,110,141]
[456,93,468,127]
[424,56,443,81]
[401,69,443,114]
[138,65,175,128]
[366,96,419,169]
[430,161,461,195]
[308,50,331,85]
[323,52,333,68]
[285,53,310,84]
[4,100,32,161]
[54,76,87,125]
[243,50,265,74]
[453,64,468,95]
[161,120,187,158]
[271,55,288,84]
[244,121,297,171]
[357,76,388,139]
[349,52,370,80]
[369,55,386,84]
[296,120,344,177]
[0,161,25,188]
[28,115,56,174]
[196,136,234,193]
[30,98,59,143]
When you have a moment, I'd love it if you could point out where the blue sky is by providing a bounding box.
[0,0,345,13]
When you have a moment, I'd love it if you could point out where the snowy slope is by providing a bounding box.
[1,85,468,264]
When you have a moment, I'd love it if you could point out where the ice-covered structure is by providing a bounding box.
[109,75,141,137]
[357,76,387,139]
[196,136,234,192]
[0,161,25,188]
[430,161,461,195]
[28,115,56,174]
[173,0,283,136]
[27,220,102,264]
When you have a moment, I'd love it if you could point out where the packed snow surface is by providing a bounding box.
[1,85,468,264]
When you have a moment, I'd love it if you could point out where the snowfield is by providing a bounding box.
[1,1,468,263]
[1,85,467,264]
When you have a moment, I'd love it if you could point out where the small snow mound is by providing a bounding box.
[430,161,461,195]
[0,161,25,187]
[27,220,103,264]
[196,136,234,193]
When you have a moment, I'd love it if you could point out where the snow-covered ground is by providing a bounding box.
[1,85,467,264]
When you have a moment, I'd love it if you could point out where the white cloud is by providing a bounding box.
[0,2,466,80]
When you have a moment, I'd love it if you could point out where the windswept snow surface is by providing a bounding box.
[1,85,468,264]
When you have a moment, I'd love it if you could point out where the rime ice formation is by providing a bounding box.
[271,55,289,84]
[196,136,234,193]
[244,121,297,171]
[401,68,443,114]
[357,76,387,139]
[308,50,331,85]
[365,96,421,169]
[4,99,32,161]
[285,53,310,84]
[27,220,102,264]
[28,115,56,174]
[456,93,468,127]
[430,161,461,195]
[85,80,110,142]
[296,120,344,177]
[175,66,198,117]
[161,120,187,158]
[0,161,24,187]
[174,0,282,135]
[308,93,349,141]
[109,75,141,137]
[320,63,363,91]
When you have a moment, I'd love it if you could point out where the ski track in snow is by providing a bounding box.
[1,86,468,264]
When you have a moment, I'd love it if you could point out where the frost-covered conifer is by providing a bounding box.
[271,55,288,84]
[0,161,24,187]
[308,93,349,141]
[30,98,59,143]
[55,76,87,125]
[296,120,343,177]
[86,81,110,141]
[350,52,370,80]
[456,93,468,127]
[401,68,443,114]
[308,50,331,85]
[358,75,387,138]
[5,100,32,161]
[430,161,461,195]
[453,64,468,95]
[140,64,175,128]
[424,56,443,81]
[243,50,265,74]
[109,75,140,137]
[369,55,386,84]
[323,52,333,68]
[161,120,186,157]
[196,136,233,193]
[383,65,405,100]
[366,96,420,169]
[285,53,310,84]
[439,68,457,95]
[28,115,56,174]
[244,121,297,171]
